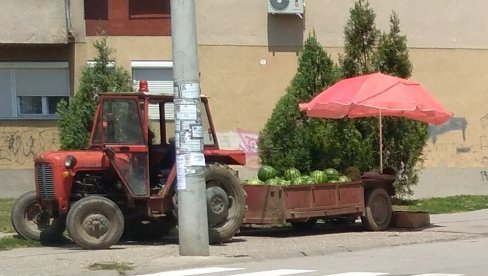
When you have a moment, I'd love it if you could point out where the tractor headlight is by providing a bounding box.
[64,155,77,169]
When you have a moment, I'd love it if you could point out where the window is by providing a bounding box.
[132,61,174,120]
[102,99,144,144]
[0,62,70,119]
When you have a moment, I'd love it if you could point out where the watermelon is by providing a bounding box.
[247,177,264,185]
[311,170,328,183]
[258,165,277,182]
[338,175,352,183]
[304,176,316,184]
[324,168,339,180]
[284,168,301,180]
[290,176,307,185]
[281,180,291,186]
[265,177,281,185]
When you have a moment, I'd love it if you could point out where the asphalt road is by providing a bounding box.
[1,210,487,276]
[160,237,487,276]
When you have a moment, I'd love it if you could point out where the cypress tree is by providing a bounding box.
[258,33,339,174]
[375,11,429,196]
[340,0,380,78]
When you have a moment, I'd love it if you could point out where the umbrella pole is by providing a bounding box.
[379,110,383,173]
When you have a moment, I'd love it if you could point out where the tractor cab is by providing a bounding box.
[89,92,219,198]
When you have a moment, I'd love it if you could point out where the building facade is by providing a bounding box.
[1,0,488,197]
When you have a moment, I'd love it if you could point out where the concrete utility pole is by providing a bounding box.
[170,0,210,256]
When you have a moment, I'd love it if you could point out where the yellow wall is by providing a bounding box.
[0,121,58,169]
[5,0,488,171]
[5,40,487,170]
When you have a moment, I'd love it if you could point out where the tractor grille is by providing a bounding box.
[36,163,55,200]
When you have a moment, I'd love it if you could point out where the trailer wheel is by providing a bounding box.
[10,191,66,243]
[361,188,392,231]
[205,164,245,244]
[67,196,124,249]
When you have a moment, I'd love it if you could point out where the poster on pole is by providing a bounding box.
[187,152,205,166]
[179,82,200,99]
[176,103,197,121]
[176,155,187,190]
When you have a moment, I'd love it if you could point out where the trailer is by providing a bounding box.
[243,172,396,231]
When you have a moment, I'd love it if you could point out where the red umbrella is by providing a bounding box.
[299,72,453,171]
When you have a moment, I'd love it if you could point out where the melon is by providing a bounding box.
[284,168,301,181]
[247,177,264,185]
[258,165,277,182]
[290,176,307,185]
[304,176,316,184]
[324,168,339,180]
[281,180,291,186]
[311,170,328,183]
[265,177,281,186]
[338,175,352,183]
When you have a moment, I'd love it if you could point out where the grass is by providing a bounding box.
[393,195,488,214]
[0,198,14,233]
[88,262,134,275]
[0,236,41,251]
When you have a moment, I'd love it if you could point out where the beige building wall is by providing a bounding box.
[71,0,488,171]
[5,0,488,173]
[194,0,488,170]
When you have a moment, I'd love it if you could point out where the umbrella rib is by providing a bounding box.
[356,81,404,106]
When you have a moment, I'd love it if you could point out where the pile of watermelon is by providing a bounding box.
[246,165,352,186]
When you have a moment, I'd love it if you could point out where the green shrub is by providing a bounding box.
[258,33,339,174]
[57,37,133,150]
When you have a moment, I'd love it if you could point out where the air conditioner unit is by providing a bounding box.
[268,0,304,14]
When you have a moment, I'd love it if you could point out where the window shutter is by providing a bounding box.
[15,68,69,97]
[0,69,13,117]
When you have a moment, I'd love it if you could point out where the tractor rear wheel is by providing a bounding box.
[205,164,245,244]
[67,196,124,249]
[11,191,66,243]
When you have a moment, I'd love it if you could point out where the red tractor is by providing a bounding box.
[11,92,247,249]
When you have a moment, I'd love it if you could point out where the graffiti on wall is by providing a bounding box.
[429,116,467,144]
[0,128,58,166]
[236,128,260,169]
[236,128,258,156]
[481,170,488,181]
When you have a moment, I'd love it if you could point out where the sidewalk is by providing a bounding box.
[1,209,488,276]
[426,209,488,235]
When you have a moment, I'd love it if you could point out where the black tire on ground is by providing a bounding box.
[205,164,246,244]
[10,191,66,243]
[66,196,124,249]
[122,216,176,241]
[290,219,317,231]
[361,188,392,231]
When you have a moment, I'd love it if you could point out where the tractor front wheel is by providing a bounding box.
[67,196,124,250]
[10,191,66,243]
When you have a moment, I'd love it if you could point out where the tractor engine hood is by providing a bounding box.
[34,150,110,171]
